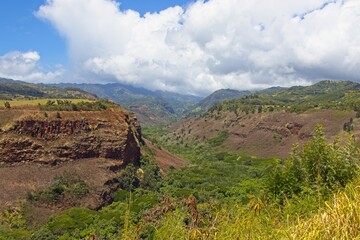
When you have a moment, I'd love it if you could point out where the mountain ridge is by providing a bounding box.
[193,88,251,113]
[0,78,97,100]
[51,82,202,125]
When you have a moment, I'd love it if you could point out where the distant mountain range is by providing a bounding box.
[51,83,202,125]
[2,78,360,126]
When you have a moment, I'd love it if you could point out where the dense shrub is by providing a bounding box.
[4,101,11,109]
[139,157,162,191]
[268,125,359,203]
[27,173,89,204]
[118,164,139,192]
[118,157,162,192]
[39,99,115,111]
[206,131,229,147]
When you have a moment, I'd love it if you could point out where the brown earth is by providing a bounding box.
[143,139,188,174]
[169,109,356,158]
[0,107,143,210]
[0,158,120,210]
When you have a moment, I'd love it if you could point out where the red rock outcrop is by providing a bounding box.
[0,107,145,210]
[0,108,143,165]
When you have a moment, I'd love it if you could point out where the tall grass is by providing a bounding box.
[139,179,360,239]
[288,179,360,240]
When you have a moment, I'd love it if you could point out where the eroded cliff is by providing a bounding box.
[0,107,143,209]
[0,108,143,164]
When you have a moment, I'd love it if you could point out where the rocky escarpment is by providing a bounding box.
[0,108,144,210]
[0,109,143,165]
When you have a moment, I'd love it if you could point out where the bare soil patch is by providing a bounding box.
[170,110,355,158]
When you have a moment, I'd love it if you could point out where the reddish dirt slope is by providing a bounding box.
[144,139,187,174]
[170,109,355,158]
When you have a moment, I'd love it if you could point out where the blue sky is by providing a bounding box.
[0,0,358,95]
[0,0,65,67]
[0,0,194,68]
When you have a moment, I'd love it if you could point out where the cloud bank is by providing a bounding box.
[0,51,62,82]
[35,0,360,95]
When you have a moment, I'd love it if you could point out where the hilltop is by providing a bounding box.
[191,80,360,114]
[205,80,360,113]
[0,78,96,100]
[192,89,251,113]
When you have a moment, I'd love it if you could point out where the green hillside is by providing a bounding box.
[209,80,360,114]
[193,89,251,113]
[0,78,96,100]
[0,78,97,100]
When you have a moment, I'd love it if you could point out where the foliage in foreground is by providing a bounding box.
[268,125,359,204]
[288,179,360,239]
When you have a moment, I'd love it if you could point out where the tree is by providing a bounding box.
[4,101,10,109]
[343,119,354,132]
[118,164,139,191]
[139,157,162,191]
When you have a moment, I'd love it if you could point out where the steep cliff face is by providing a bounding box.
[0,108,143,165]
[0,107,143,210]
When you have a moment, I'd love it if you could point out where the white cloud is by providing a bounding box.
[0,51,63,82]
[36,0,360,95]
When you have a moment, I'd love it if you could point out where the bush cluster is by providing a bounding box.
[39,99,114,111]
[268,124,359,204]
[27,173,89,204]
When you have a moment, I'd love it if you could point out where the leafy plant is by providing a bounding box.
[118,164,139,192]
[267,125,359,203]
